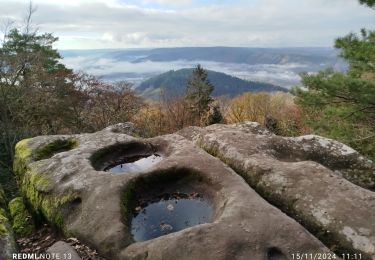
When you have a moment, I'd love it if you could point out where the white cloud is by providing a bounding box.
[62,54,308,87]
[0,0,373,49]
[141,0,193,6]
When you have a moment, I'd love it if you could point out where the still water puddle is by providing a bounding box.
[131,192,213,241]
[105,154,163,173]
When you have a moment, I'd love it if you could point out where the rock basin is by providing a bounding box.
[12,125,332,260]
[125,170,215,242]
[105,154,163,174]
[91,141,165,174]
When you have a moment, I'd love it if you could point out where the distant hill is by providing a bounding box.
[60,47,346,88]
[60,47,343,69]
[137,68,287,99]
[130,47,340,65]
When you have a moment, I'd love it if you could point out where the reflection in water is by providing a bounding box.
[105,154,163,173]
[131,193,213,242]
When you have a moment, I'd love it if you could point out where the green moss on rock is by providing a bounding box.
[0,210,9,236]
[13,139,33,178]
[13,138,78,177]
[20,168,78,230]
[15,139,32,161]
[9,197,35,236]
[34,139,78,161]
[13,140,79,231]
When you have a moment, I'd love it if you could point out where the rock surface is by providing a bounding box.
[178,122,375,259]
[103,122,138,135]
[47,241,81,260]
[13,126,332,260]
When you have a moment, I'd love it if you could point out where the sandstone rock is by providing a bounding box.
[13,125,330,259]
[47,241,81,260]
[178,122,375,259]
[103,122,138,135]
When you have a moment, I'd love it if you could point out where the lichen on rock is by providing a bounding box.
[179,122,375,259]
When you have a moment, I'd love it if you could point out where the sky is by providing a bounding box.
[0,0,373,50]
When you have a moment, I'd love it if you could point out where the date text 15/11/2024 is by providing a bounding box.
[291,253,362,260]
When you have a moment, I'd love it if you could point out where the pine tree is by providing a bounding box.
[185,64,214,122]
[206,104,224,125]
[359,0,375,8]
[293,1,375,160]
[0,4,71,161]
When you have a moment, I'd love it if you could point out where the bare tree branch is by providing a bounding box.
[23,1,38,35]
[0,18,15,44]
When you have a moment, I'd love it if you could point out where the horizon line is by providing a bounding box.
[58,46,335,51]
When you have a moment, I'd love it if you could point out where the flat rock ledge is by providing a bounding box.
[11,125,331,260]
[47,241,81,260]
[178,122,375,260]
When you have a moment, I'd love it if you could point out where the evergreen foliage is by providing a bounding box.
[294,2,375,159]
[206,104,224,125]
[0,26,71,159]
[359,0,375,8]
[185,65,214,120]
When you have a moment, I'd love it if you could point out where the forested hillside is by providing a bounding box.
[137,68,286,99]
